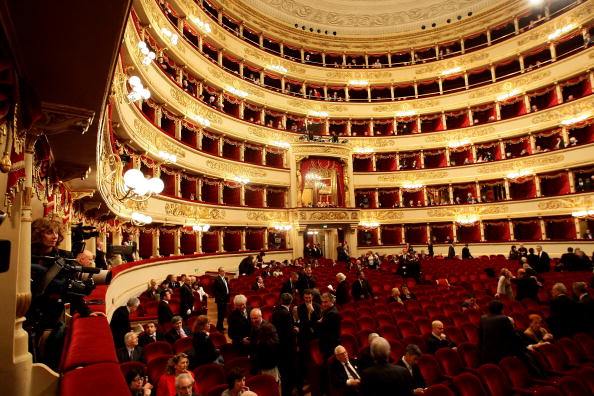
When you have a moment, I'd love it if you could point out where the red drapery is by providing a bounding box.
[139,230,153,258]
[159,230,175,256]
[405,225,428,244]
[545,217,576,239]
[201,230,219,253]
[380,225,402,245]
[299,157,346,206]
[246,229,265,250]
[457,223,481,242]
[430,223,453,242]
[180,230,197,254]
[223,229,242,251]
[513,220,541,240]
[483,221,510,241]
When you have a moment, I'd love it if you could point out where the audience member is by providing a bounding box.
[351,270,375,301]
[297,266,317,297]
[396,344,425,395]
[557,247,578,271]
[281,272,299,298]
[166,316,192,344]
[271,293,298,396]
[389,287,403,304]
[156,354,198,396]
[329,272,350,306]
[139,322,164,346]
[523,314,553,346]
[221,368,249,396]
[180,276,194,320]
[126,368,153,396]
[330,345,361,395]
[174,372,199,396]
[192,315,222,368]
[359,337,412,396]
[573,282,594,333]
[251,321,280,381]
[461,244,472,259]
[512,268,540,302]
[548,283,579,339]
[214,267,231,332]
[535,245,550,273]
[110,297,139,349]
[426,320,456,354]
[252,276,266,291]
[117,331,144,363]
[228,294,252,355]
[317,293,342,359]
[357,333,380,374]
[495,268,514,299]
[478,300,524,364]
[400,285,416,301]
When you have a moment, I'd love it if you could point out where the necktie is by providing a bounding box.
[344,362,360,379]
[129,350,134,360]
[151,334,156,341]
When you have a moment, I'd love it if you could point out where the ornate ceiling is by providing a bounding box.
[240,0,505,35]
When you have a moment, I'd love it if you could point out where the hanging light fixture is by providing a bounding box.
[127,76,151,103]
[117,168,164,202]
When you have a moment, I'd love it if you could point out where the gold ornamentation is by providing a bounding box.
[325,70,392,80]
[122,199,149,211]
[351,138,396,148]
[476,154,564,174]
[165,202,226,219]
[537,195,594,210]
[469,71,551,99]
[170,88,223,125]
[378,170,448,182]
[243,47,306,74]
[531,98,594,124]
[292,144,351,157]
[207,67,266,98]
[360,210,404,220]
[427,205,508,217]
[309,211,350,220]
[205,159,267,178]
[372,99,441,113]
[415,52,489,74]
[286,99,347,113]
[424,126,495,143]
[16,292,32,318]
[133,119,186,159]
[247,211,290,221]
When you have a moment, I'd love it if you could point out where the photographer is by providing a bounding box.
[26,218,105,369]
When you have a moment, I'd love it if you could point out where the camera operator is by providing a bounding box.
[25,218,105,369]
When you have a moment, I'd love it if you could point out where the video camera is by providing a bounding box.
[71,222,100,256]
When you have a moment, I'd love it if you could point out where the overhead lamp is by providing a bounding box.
[307,231,319,235]
[401,183,423,189]
[529,0,543,5]
[354,147,374,154]
[441,66,462,76]
[192,224,211,232]
[127,76,151,103]
[161,27,179,45]
[395,110,416,117]
[496,89,520,102]
[360,222,379,228]
[506,169,532,179]
[561,114,590,126]
[271,141,290,148]
[348,80,369,86]
[130,212,153,226]
[305,173,322,180]
[191,16,212,33]
[548,24,576,41]
[456,216,478,225]
[226,86,248,98]
[119,168,164,202]
[273,224,292,231]
[233,176,250,184]
[448,139,471,148]
[190,114,211,128]
[157,150,177,163]
[308,110,329,117]
[138,41,156,65]
[267,65,288,74]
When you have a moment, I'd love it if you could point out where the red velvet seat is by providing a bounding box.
[499,356,555,392]
[574,333,594,359]
[174,336,194,353]
[246,374,280,396]
[576,366,594,393]
[456,342,479,369]
[119,361,147,377]
[61,362,129,396]
[417,317,433,335]
[225,356,252,378]
[556,337,594,367]
[417,353,449,385]
[397,320,420,337]
[444,326,466,345]
[147,354,171,385]
[435,347,466,378]
[452,372,488,396]
[449,312,469,327]
[557,376,590,396]
[423,384,455,396]
[459,323,478,344]
[205,383,228,396]
[534,386,563,396]
[143,341,173,363]
[61,316,119,372]
[402,335,428,354]
[358,316,376,331]
[535,343,580,376]
[378,324,401,340]
[476,363,515,396]
[247,295,262,308]
[209,331,228,347]
[339,333,359,357]
[193,363,226,395]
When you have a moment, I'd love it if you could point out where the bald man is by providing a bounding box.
[76,250,94,267]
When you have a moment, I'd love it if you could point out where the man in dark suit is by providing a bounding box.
[337,242,350,263]
[317,293,342,359]
[213,267,230,332]
[272,293,299,396]
[559,247,579,271]
[296,289,321,392]
[227,294,252,355]
[426,320,456,354]
[116,331,145,363]
[330,345,361,396]
[535,245,550,273]
[297,266,316,298]
[331,273,350,306]
[549,283,579,338]
[461,244,473,259]
[396,344,425,393]
[360,337,413,396]
[447,242,456,259]
[95,241,108,270]
[110,297,140,349]
[512,268,540,302]
[165,316,192,344]
[179,277,194,320]
[123,234,138,262]
[139,322,164,346]
[281,272,299,298]
[158,289,174,325]
[357,333,380,374]
[351,270,374,301]
[478,300,524,364]
[573,281,594,333]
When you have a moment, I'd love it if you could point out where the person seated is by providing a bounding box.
[139,322,165,346]
[222,367,250,396]
[569,136,578,146]
[523,314,553,347]
[117,331,145,363]
[388,287,403,304]
[165,316,192,344]
[330,345,361,396]
[192,315,222,368]
[396,344,425,395]
[400,285,416,301]
[126,368,153,396]
[461,295,479,311]
[156,354,199,396]
[426,320,456,354]
[252,276,266,291]
[466,193,476,204]
[142,279,160,300]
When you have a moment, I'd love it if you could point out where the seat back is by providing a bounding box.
[224,356,252,377]
[535,343,570,372]
[444,326,466,345]
[477,363,511,396]
[556,337,586,365]
[435,347,464,376]
[143,341,173,363]
[533,386,563,396]
[173,336,194,353]
[574,333,594,359]
[417,354,446,386]
[210,332,229,347]
[423,384,456,396]
[456,342,479,369]
[460,323,478,344]
[147,354,172,385]
[246,374,280,396]
[397,320,420,337]
[452,372,488,396]
[558,376,591,396]
[576,367,594,394]
[499,356,532,389]
[193,363,226,395]
[205,383,228,396]
[339,333,359,357]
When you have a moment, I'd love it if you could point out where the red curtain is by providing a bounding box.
[357,228,378,247]
[380,226,402,245]
[180,178,196,200]
[139,230,153,258]
[405,225,428,244]
[223,229,242,251]
[483,221,510,241]
[457,223,481,242]
[379,189,399,207]
[201,231,219,253]
[222,184,241,205]
[266,189,285,208]
[430,223,453,242]
[180,231,197,254]
[545,217,576,239]
[299,157,346,206]
[402,189,424,206]
[509,177,536,199]
[513,220,541,240]
[159,231,175,256]
[246,229,265,250]
[245,186,264,207]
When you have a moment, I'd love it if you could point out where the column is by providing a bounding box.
[490,65,496,82]
[503,179,511,200]
[528,134,536,153]
[217,50,223,67]
[371,154,376,171]
[240,143,245,162]
[508,219,515,240]
[401,226,406,243]
[422,186,428,205]
[398,188,404,207]
[196,231,202,254]
[471,145,477,162]
[448,184,454,204]
[264,229,269,250]
[475,181,481,201]
[174,172,181,197]
[499,140,506,158]
[495,102,501,120]
[263,187,268,207]
[441,112,447,130]
[438,78,444,95]
[196,128,203,149]
[452,222,458,243]
[426,224,431,244]
[568,169,575,192]
[241,229,246,251]
[377,226,382,246]
[534,176,542,197]
[555,83,563,104]
[239,102,244,120]
[175,117,182,140]
[369,120,374,135]
[197,179,203,201]
[539,218,547,240]
[574,217,582,238]
[218,182,223,204]
[420,151,425,168]
[479,220,485,242]
[374,189,380,209]
[218,136,223,156]
[445,148,451,166]
[549,43,557,62]
[561,127,570,146]
[152,229,160,258]
[174,228,181,256]
[240,184,245,206]
[346,120,352,136]
[262,147,267,165]
[519,55,525,72]
[218,229,224,253]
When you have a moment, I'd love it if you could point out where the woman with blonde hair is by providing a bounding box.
[496,268,514,299]
[156,353,198,396]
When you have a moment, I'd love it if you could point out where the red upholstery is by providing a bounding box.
[147,354,171,385]
[444,326,466,345]
[61,316,118,372]
[456,342,479,369]
[535,343,580,376]
[225,356,252,377]
[143,341,173,363]
[423,384,455,396]
[499,356,555,391]
[378,324,400,340]
[60,362,129,396]
[193,363,226,395]
[534,386,564,396]
[245,374,280,396]
[477,363,514,396]
[459,323,478,344]
[576,366,594,393]
[210,331,229,347]
[556,337,594,367]
[119,361,147,377]
[574,333,594,359]
[558,376,590,396]
[339,333,359,357]
[402,335,428,353]
[174,336,194,353]
[398,320,420,337]
[219,343,241,362]
[452,372,488,396]
[205,383,228,396]
[417,354,448,385]
[435,347,465,377]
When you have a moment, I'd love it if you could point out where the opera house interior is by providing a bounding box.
[1,0,594,394]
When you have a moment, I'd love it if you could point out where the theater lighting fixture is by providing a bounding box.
[354,147,374,154]
[448,139,472,148]
[127,76,151,103]
[529,0,543,5]
[547,24,576,41]
[360,222,379,228]
[271,141,291,148]
[119,168,164,202]
[496,89,521,102]
[401,183,423,189]
[348,80,369,86]
[456,216,478,225]
[157,150,177,163]
[308,110,329,117]
[138,41,156,65]
[130,212,153,226]
[161,27,179,45]
[561,114,590,125]
[192,224,211,232]
[191,16,212,34]
[395,110,417,117]
[305,173,322,180]
[273,224,293,231]
[571,210,594,217]
[190,114,211,128]
[233,176,250,184]
[307,231,319,235]
[441,66,462,76]
[226,86,248,98]
[267,65,288,74]
[506,169,532,179]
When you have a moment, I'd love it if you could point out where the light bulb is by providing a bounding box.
[128,76,141,88]
[133,181,149,197]
[138,41,147,49]
[141,88,151,99]
[123,169,144,189]
[148,177,165,194]
[202,224,210,232]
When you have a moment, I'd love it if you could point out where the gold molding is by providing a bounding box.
[537,194,594,210]
[476,154,564,174]
[246,211,290,222]
[427,205,508,217]
[205,159,267,178]
[531,97,594,124]
[360,210,404,220]
[424,126,496,143]
[378,170,448,182]
[165,202,226,219]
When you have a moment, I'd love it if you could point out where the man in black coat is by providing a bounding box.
[272,293,299,396]
[330,345,361,396]
[426,320,456,354]
[317,293,342,359]
[512,268,540,302]
[213,267,230,332]
[165,316,192,344]
[158,289,174,325]
[559,247,579,271]
[573,281,594,333]
[396,344,426,393]
[139,322,165,346]
[227,294,252,355]
[535,245,550,273]
[351,270,374,301]
[357,333,380,374]
[447,243,456,259]
[95,241,108,270]
[110,297,140,349]
[549,283,579,338]
[331,273,350,306]
[461,244,473,259]
[281,272,299,298]
[478,300,524,364]
[296,289,321,391]
[179,278,195,320]
[297,266,316,298]
[360,337,413,396]
[116,331,145,363]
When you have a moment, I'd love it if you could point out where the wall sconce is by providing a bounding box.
[273,224,292,231]
[448,139,471,148]
[127,76,151,103]
[118,168,164,202]
[233,176,250,184]
[354,147,374,153]
[360,221,379,228]
[496,89,520,102]
[271,141,290,148]
[161,27,179,45]
[267,65,288,74]
[395,110,416,117]
[130,212,153,226]
[305,173,322,180]
[190,114,211,128]
[138,41,156,65]
[191,16,212,33]
[506,169,532,179]
[456,216,478,225]
[192,224,211,232]
[226,86,248,98]
[308,110,329,117]
[441,66,462,76]
[401,183,423,189]
[307,231,319,235]
[561,114,590,126]
[157,150,177,163]
[548,24,576,41]
[348,80,368,86]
